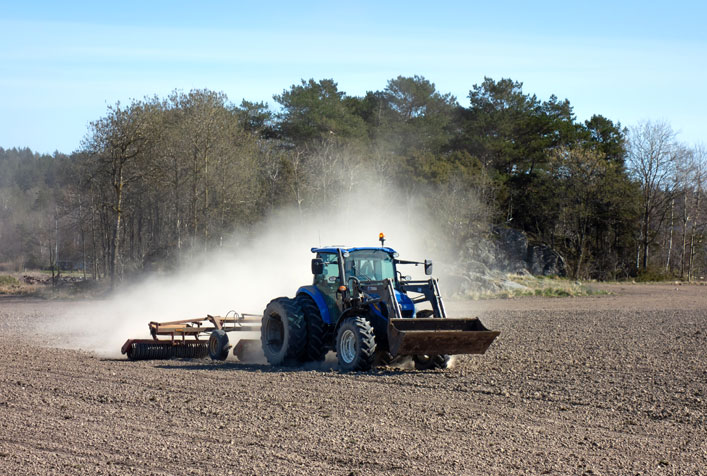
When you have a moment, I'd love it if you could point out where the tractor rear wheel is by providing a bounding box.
[413,354,451,370]
[297,294,327,362]
[208,329,230,361]
[261,297,307,366]
[336,316,376,371]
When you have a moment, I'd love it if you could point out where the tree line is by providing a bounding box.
[0,76,705,285]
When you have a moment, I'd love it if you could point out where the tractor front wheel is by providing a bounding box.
[413,354,451,370]
[336,316,376,371]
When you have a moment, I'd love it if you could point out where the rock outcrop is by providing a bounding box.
[492,226,566,277]
[443,226,566,296]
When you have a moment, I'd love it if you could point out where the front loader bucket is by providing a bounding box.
[387,318,499,357]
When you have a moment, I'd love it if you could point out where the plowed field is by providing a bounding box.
[0,284,705,475]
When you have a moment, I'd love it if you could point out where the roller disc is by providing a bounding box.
[126,342,208,360]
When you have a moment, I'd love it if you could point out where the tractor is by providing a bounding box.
[260,234,499,371]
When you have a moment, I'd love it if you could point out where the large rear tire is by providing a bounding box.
[336,316,376,371]
[261,297,307,366]
[297,294,327,362]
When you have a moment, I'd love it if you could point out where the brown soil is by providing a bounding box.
[0,284,705,475]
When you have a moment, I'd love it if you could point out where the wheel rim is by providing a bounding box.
[339,329,357,364]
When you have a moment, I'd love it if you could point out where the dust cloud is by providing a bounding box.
[50,186,447,358]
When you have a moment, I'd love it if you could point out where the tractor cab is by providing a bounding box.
[309,246,401,323]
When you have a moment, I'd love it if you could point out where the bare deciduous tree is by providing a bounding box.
[627,120,679,271]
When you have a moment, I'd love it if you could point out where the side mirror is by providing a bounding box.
[311,258,324,275]
[424,259,433,276]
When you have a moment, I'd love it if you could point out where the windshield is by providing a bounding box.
[345,250,396,282]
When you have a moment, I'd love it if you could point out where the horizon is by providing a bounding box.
[1,0,705,154]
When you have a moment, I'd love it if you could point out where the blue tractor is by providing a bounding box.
[261,234,499,371]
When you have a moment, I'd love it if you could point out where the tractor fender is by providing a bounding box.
[296,286,332,324]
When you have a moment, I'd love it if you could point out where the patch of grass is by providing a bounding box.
[636,267,675,282]
[547,288,571,297]
[0,275,19,286]
[0,274,24,294]
[0,272,107,299]
[470,275,609,300]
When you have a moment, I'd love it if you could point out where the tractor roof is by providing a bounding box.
[311,246,398,255]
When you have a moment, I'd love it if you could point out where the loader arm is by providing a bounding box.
[398,279,447,318]
[354,277,499,358]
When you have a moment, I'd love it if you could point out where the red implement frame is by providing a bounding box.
[121,312,261,358]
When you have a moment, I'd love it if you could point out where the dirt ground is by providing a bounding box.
[0,283,705,475]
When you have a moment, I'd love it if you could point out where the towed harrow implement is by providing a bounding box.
[121,312,261,361]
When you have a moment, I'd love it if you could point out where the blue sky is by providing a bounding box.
[1,1,705,154]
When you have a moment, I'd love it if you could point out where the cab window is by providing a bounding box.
[314,253,339,285]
